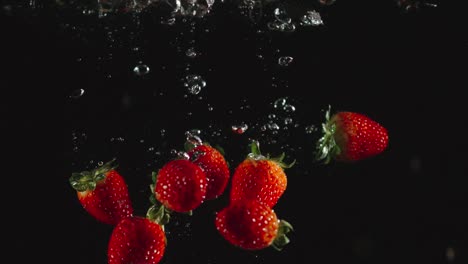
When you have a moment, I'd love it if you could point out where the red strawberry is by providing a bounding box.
[108,216,166,264]
[154,159,207,213]
[315,107,389,163]
[69,159,133,225]
[215,200,293,250]
[230,141,294,208]
[187,143,230,200]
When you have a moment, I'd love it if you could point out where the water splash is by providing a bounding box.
[299,10,324,26]
[267,7,295,32]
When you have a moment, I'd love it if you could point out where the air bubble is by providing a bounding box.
[273,97,287,109]
[184,74,206,95]
[278,56,293,66]
[232,123,248,134]
[69,89,85,99]
[133,64,150,76]
[186,47,198,58]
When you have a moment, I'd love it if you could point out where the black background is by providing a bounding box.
[2,0,468,263]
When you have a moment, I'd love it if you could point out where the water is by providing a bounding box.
[3,0,467,263]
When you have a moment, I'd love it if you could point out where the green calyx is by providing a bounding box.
[315,106,341,164]
[248,140,295,169]
[69,158,117,192]
[147,170,193,226]
[146,203,172,227]
[271,220,294,251]
[147,170,172,226]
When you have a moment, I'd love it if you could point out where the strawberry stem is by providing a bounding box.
[248,140,295,168]
[249,140,262,157]
[271,220,293,251]
[69,158,118,192]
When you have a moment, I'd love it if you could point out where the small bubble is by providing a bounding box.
[160,129,166,137]
[69,89,85,99]
[273,97,287,109]
[177,151,190,160]
[82,9,96,15]
[267,122,280,130]
[185,130,203,146]
[186,47,198,58]
[305,125,318,134]
[98,161,104,166]
[284,117,293,125]
[319,0,336,5]
[283,104,295,112]
[162,17,176,25]
[278,56,293,66]
[133,64,150,76]
[267,20,296,32]
[268,114,276,119]
[232,123,248,134]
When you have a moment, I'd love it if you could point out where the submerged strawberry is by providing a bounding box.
[215,200,293,251]
[154,159,207,213]
[108,216,166,264]
[187,143,230,200]
[69,159,133,225]
[316,107,389,163]
[230,140,294,208]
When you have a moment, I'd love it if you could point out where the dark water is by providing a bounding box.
[2,0,468,263]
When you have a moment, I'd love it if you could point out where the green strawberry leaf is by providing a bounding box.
[271,219,293,251]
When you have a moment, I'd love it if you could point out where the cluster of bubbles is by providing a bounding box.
[94,0,215,18]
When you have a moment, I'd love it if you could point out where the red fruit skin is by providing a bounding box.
[230,159,287,208]
[155,159,207,212]
[77,170,133,225]
[108,216,166,264]
[215,200,279,250]
[332,112,389,161]
[188,144,230,200]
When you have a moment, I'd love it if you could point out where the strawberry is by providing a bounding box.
[69,159,133,225]
[230,140,294,208]
[315,106,389,163]
[215,200,293,251]
[187,143,230,200]
[154,159,207,213]
[108,216,166,264]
